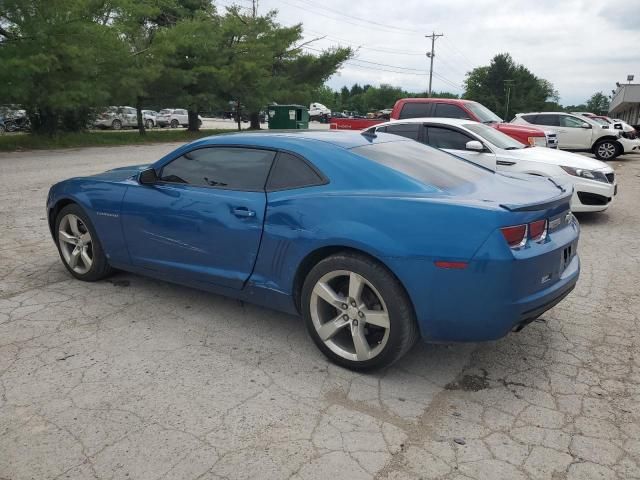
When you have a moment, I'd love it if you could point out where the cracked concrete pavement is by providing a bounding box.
[0,143,638,480]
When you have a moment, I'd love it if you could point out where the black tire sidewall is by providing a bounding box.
[54,204,111,281]
[301,252,418,371]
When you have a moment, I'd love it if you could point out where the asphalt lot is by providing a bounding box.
[0,144,639,480]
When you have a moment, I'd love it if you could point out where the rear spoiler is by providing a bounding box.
[500,186,573,212]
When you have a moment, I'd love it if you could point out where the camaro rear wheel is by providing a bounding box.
[55,204,112,281]
[302,252,419,370]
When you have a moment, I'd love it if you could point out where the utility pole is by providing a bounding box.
[251,0,258,17]
[425,32,444,97]
[503,79,515,120]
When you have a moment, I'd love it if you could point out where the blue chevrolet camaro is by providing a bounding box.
[47,131,580,369]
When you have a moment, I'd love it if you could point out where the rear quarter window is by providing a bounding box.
[352,140,493,190]
[399,103,431,119]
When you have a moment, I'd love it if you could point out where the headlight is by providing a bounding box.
[560,166,608,183]
[527,136,547,147]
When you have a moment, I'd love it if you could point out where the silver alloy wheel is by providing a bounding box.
[170,119,179,128]
[145,119,153,129]
[598,142,616,159]
[58,214,93,274]
[310,270,390,362]
[112,119,122,130]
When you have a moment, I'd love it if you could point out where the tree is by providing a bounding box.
[0,0,130,134]
[463,53,557,120]
[585,92,610,115]
[215,7,351,130]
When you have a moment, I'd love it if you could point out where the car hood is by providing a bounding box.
[497,147,612,171]
[493,122,544,136]
[89,164,149,181]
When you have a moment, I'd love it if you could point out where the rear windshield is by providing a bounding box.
[352,140,493,190]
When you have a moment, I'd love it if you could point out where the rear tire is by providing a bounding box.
[54,204,113,282]
[594,140,620,160]
[301,252,419,370]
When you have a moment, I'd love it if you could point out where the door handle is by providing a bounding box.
[232,207,256,218]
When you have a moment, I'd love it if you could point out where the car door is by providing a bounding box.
[557,114,593,149]
[424,125,496,169]
[529,113,563,142]
[120,147,275,289]
[124,107,138,127]
[176,109,188,125]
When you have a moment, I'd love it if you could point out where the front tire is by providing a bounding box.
[594,140,620,160]
[301,252,419,370]
[145,119,154,129]
[170,119,179,128]
[111,119,122,130]
[55,204,112,281]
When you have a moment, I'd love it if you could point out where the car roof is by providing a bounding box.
[189,130,408,150]
[396,98,475,106]
[373,117,479,128]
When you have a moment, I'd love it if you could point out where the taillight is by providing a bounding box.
[529,219,547,242]
[501,224,527,248]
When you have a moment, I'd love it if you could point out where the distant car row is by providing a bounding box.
[93,107,203,130]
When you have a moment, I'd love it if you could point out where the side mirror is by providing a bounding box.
[581,122,591,129]
[465,140,485,152]
[139,168,158,185]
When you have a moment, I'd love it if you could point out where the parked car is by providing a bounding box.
[2,109,30,132]
[367,118,617,213]
[309,102,331,122]
[156,108,203,128]
[46,131,580,370]
[331,98,558,149]
[141,110,158,129]
[94,106,138,130]
[512,112,640,160]
[0,117,5,135]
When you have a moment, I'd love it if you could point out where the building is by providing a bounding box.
[608,84,640,128]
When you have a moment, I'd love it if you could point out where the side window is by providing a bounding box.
[384,123,420,141]
[533,114,560,126]
[560,115,586,128]
[521,114,538,124]
[433,103,470,119]
[399,103,431,119]
[160,147,275,190]
[267,152,325,191]
[176,109,187,115]
[426,127,473,150]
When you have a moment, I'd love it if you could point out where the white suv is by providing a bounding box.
[157,109,203,128]
[511,112,640,160]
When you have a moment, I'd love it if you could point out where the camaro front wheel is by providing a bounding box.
[55,204,112,281]
[302,252,419,370]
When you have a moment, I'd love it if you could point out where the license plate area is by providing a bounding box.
[560,243,575,274]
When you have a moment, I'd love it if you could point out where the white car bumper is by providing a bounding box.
[619,137,640,154]
[570,173,617,213]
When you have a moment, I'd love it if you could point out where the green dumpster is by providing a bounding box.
[267,105,309,129]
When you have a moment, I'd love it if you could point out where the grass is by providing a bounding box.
[0,128,237,152]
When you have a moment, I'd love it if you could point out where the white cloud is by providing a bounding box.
[243,0,640,105]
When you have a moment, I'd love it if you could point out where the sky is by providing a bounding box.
[217,0,640,106]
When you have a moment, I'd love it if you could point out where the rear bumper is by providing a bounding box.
[387,218,580,343]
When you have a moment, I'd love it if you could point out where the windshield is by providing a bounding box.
[463,123,526,150]
[590,117,609,126]
[352,139,493,191]
[465,102,503,123]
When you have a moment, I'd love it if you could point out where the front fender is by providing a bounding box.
[47,179,130,264]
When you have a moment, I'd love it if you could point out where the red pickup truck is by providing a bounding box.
[330,98,556,148]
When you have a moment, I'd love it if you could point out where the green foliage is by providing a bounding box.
[0,1,352,134]
[585,92,610,115]
[463,53,558,120]
[0,0,130,133]
[313,84,459,114]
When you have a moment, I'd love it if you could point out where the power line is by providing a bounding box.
[291,0,426,34]
[302,32,426,56]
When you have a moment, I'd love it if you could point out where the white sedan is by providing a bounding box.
[367,118,617,213]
